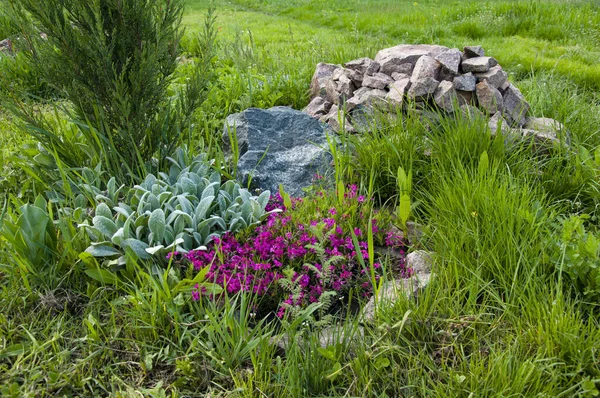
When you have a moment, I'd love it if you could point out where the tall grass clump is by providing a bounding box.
[3,0,216,182]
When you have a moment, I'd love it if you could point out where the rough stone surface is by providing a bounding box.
[387,78,411,108]
[488,112,511,136]
[502,84,530,127]
[474,66,508,89]
[392,72,410,81]
[461,57,498,73]
[435,48,461,75]
[407,77,439,101]
[375,44,448,75]
[524,117,570,146]
[363,72,394,89]
[410,55,441,82]
[304,44,561,151]
[453,72,477,91]
[345,57,380,76]
[460,104,485,120]
[347,88,388,110]
[362,273,432,321]
[476,80,503,114]
[406,250,433,275]
[310,63,339,98]
[303,96,332,118]
[225,107,333,197]
[464,45,485,58]
[434,80,458,113]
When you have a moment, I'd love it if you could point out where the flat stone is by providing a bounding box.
[391,72,411,81]
[474,66,508,89]
[520,128,564,148]
[303,96,332,119]
[407,77,439,101]
[310,63,339,98]
[464,45,485,58]
[488,112,510,136]
[453,73,477,91]
[346,88,388,111]
[386,78,411,108]
[344,57,380,76]
[502,84,530,127]
[461,57,498,73]
[363,72,394,90]
[224,107,333,197]
[476,80,503,114]
[410,55,441,82]
[434,48,461,75]
[524,117,570,146]
[434,80,458,113]
[375,44,448,75]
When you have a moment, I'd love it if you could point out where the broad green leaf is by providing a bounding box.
[95,202,112,219]
[478,150,489,178]
[85,268,118,285]
[92,215,118,239]
[399,194,411,227]
[85,244,121,257]
[121,239,151,259]
[148,208,166,243]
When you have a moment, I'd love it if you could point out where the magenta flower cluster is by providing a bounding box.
[186,186,410,317]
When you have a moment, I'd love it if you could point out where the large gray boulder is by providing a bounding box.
[223,107,333,197]
[375,44,448,75]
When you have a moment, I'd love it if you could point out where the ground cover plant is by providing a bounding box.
[1,0,600,396]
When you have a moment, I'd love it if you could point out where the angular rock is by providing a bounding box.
[310,63,339,98]
[502,84,530,127]
[434,80,458,113]
[453,73,477,91]
[524,117,570,146]
[464,45,485,58]
[386,78,411,108]
[460,104,485,120]
[391,72,411,81]
[461,57,498,73]
[476,80,503,114]
[375,44,448,75]
[224,107,333,197]
[303,96,332,119]
[407,77,439,101]
[362,274,431,321]
[325,76,355,105]
[499,80,510,94]
[344,57,380,76]
[474,65,508,89]
[406,250,433,275]
[320,104,354,132]
[410,55,441,83]
[434,48,461,75]
[521,128,564,148]
[318,325,365,349]
[488,112,510,136]
[347,88,388,110]
[363,72,394,90]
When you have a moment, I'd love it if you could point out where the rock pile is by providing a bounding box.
[305,44,568,146]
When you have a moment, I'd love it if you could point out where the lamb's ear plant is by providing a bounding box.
[78,149,276,269]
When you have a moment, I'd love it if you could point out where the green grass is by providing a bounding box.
[1,0,600,396]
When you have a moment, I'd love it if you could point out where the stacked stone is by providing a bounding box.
[305,44,567,147]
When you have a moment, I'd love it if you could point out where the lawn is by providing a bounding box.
[1,0,600,396]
